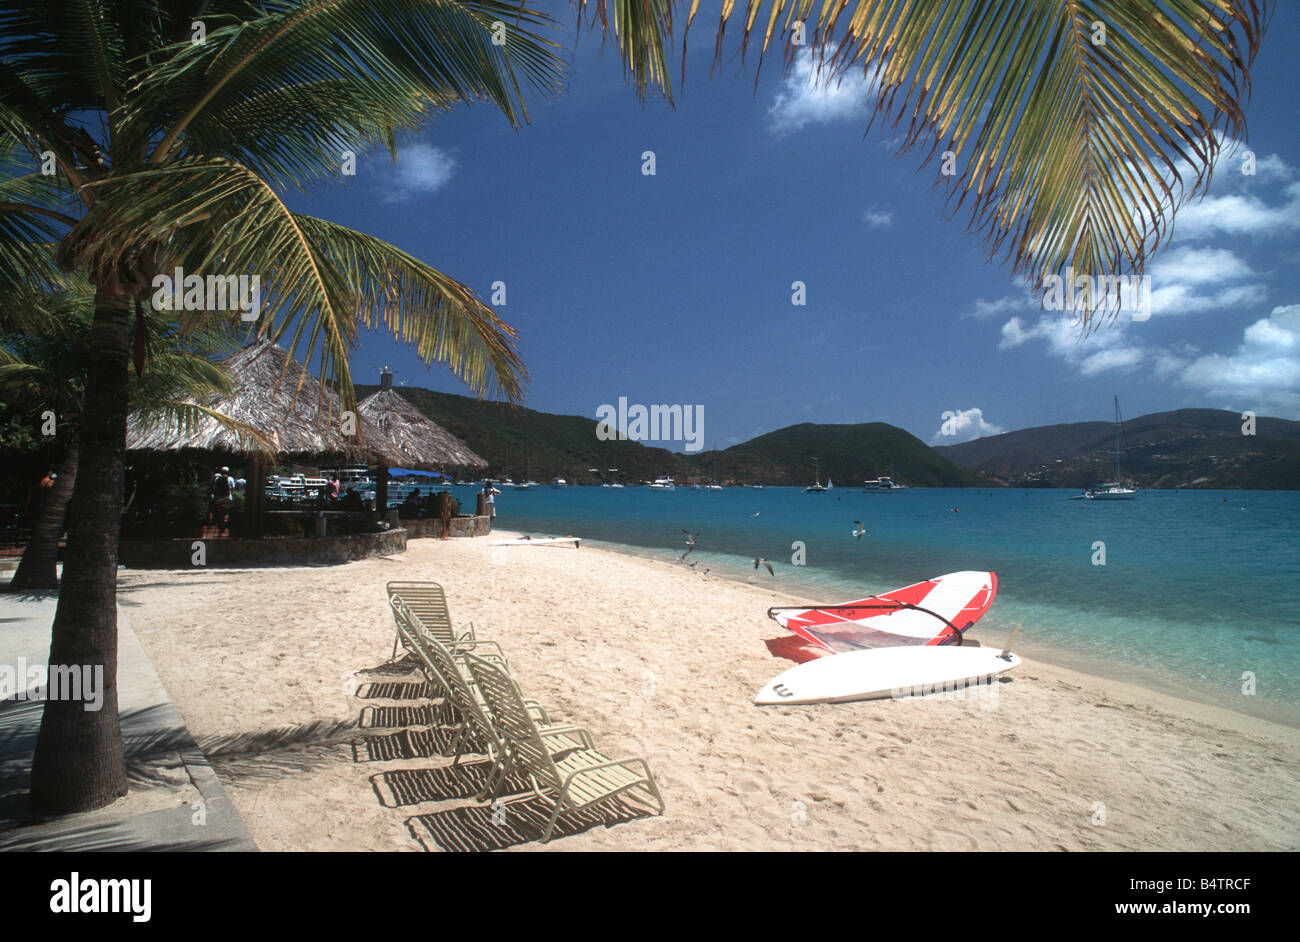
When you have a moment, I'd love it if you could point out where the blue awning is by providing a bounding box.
[389,468,445,479]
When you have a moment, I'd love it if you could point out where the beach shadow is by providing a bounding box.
[406,794,655,851]
[356,678,433,700]
[371,761,525,807]
[357,704,441,729]
[0,817,248,852]
[195,719,357,785]
[357,654,423,677]
[351,725,464,763]
[764,635,824,664]
[0,588,59,601]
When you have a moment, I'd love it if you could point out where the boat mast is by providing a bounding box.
[1114,395,1122,485]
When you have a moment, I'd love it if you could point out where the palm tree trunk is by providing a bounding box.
[29,294,129,813]
[7,440,78,592]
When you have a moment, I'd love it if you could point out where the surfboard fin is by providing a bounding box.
[998,625,1023,661]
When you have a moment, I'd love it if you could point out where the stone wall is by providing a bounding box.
[119,527,407,569]
[397,515,491,539]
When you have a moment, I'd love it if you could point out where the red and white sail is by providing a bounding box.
[769,571,998,654]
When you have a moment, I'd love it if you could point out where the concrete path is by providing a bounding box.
[0,589,257,851]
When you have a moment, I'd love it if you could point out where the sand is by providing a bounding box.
[118,532,1300,851]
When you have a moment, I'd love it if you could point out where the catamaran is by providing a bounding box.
[805,458,830,493]
[1071,396,1139,500]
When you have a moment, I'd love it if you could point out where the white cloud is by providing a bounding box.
[863,206,893,228]
[965,295,1034,321]
[1168,141,1300,242]
[768,51,878,134]
[1174,191,1300,240]
[932,407,1005,444]
[1078,347,1143,376]
[1150,246,1254,287]
[1177,304,1300,415]
[379,144,456,202]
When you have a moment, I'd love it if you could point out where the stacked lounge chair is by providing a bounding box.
[384,582,664,843]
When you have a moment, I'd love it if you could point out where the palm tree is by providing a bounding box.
[0,0,574,813]
[1,275,245,591]
[0,0,1266,814]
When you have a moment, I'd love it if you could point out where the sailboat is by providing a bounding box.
[515,446,532,490]
[805,458,829,493]
[707,454,723,490]
[1071,396,1139,500]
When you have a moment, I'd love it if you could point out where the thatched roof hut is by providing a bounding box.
[126,340,374,461]
[358,373,487,471]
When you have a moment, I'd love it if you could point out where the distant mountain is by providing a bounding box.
[696,422,992,487]
[934,408,1300,489]
[355,386,993,487]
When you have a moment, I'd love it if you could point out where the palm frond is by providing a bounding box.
[62,157,526,406]
[293,214,527,404]
[576,0,677,103]
[135,0,566,177]
[132,399,275,457]
[693,0,1266,322]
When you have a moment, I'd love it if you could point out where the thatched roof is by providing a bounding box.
[126,341,377,461]
[358,385,487,470]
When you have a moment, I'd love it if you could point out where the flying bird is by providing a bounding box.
[750,510,760,518]
[679,529,699,562]
[753,558,774,577]
[852,521,868,540]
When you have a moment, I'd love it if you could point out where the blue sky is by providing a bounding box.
[287,4,1300,451]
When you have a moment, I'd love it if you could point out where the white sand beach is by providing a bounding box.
[118,533,1300,852]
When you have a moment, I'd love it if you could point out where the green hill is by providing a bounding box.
[356,386,993,487]
[933,408,1300,489]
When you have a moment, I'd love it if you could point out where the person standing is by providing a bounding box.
[209,466,235,535]
[481,479,500,520]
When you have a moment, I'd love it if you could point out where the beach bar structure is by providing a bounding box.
[357,370,486,515]
[127,340,370,538]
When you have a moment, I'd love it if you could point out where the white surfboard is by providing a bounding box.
[488,536,580,547]
[755,645,1021,705]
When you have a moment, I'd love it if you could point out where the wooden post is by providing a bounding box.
[376,463,389,515]
[247,453,267,539]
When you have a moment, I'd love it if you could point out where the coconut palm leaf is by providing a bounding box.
[61,156,525,406]
[135,0,566,171]
[687,0,1265,324]
[576,0,677,102]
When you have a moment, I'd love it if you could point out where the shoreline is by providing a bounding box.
[571,534,1300,737]
[119,531,1300,851]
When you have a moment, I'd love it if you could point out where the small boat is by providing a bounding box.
[862,476,907,493]
[805,458,829,493]
[514,446,532,490]
[648,475,676,491]
[551,475,567,488]
[1071,396,1139,501]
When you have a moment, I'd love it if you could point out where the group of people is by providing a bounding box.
[397,487,456,519]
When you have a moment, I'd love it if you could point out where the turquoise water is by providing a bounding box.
[482,485,1300,725]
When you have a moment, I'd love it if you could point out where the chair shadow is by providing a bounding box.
[406,794,655,851]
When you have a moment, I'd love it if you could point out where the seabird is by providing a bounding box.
[852,521,868,539]
[754,558,774,577]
